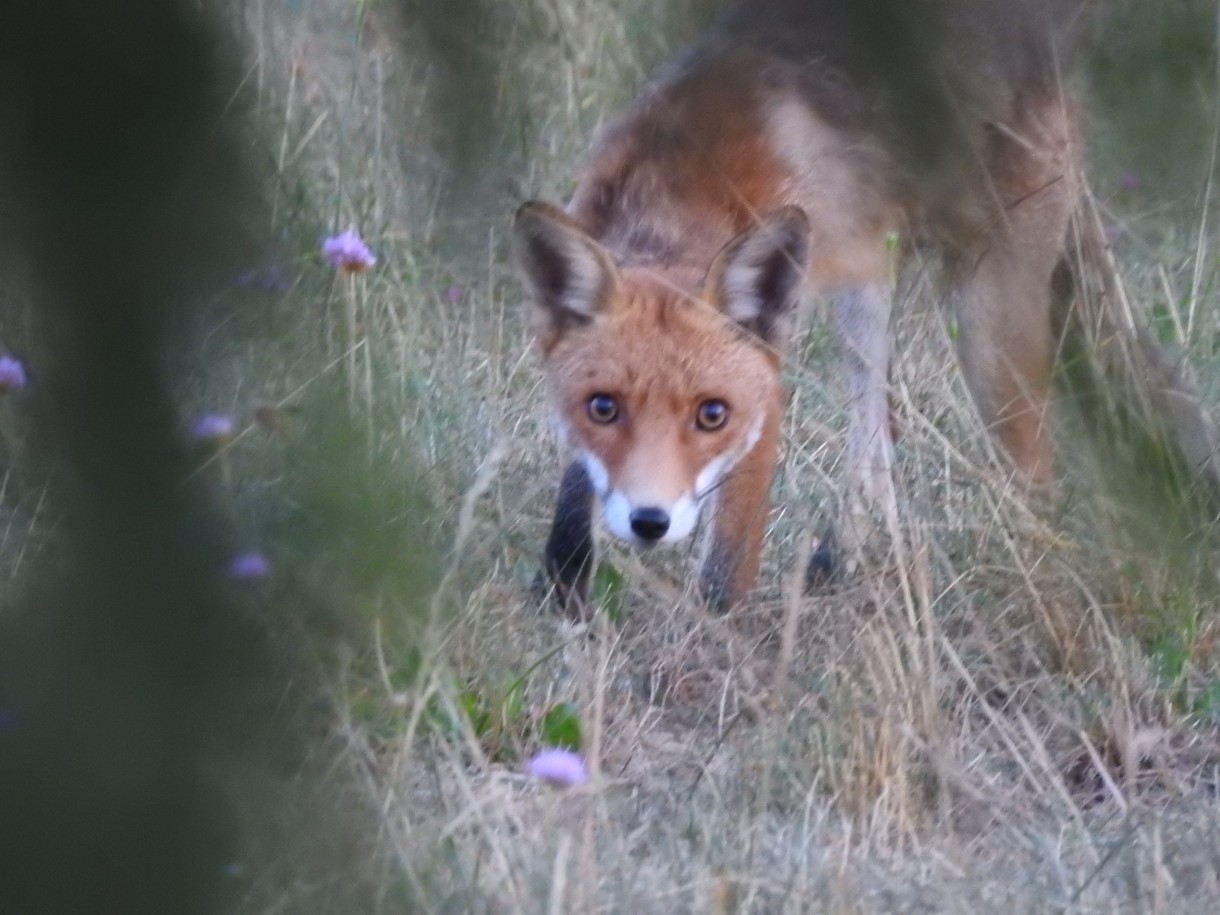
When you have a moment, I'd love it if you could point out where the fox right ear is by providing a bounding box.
[513,202,619,343]
[708,206,810,348]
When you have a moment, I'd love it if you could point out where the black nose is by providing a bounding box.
[629,507,670,542]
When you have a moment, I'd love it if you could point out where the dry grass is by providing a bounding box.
[168,0,1220,911]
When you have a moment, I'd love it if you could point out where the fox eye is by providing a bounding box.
[587,394,619,424]
[695,399,729,431]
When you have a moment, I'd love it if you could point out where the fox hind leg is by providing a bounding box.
[949,106,1078,484]
[951,248,1059,485]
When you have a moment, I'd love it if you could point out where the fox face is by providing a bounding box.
[546,283,779,547]
[514,202,809,551]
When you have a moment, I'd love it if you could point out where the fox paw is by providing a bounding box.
[532,566,593,622]
[803,527,837,591]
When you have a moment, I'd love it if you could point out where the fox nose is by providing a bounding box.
[629,507,670,542]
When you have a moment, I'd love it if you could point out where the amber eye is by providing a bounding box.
[587,394,619,424]
[695,399,729,431]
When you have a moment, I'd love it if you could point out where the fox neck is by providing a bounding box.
[620,259,709,296]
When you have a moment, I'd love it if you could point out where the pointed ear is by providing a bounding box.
[707,206,810,347]
[512,201,620,343]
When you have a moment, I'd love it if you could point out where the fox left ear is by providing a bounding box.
[513,201,620,346]
[708,206,810,347]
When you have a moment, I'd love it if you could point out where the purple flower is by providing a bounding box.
[1118,171,1141,191]
[321,228,376,273]
[228,551,271,582]
[446,285,463,304]
[0,356,27,394]
[190,413,235,446]
[528,748,588,788]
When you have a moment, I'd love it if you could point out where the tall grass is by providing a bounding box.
[38,0,1220,910]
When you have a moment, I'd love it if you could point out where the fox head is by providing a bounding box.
[513,202,810,548]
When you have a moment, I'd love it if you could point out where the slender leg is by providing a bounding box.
[833,282,897,504]
[950,94,1078,484]
[826,280,898,580]
[698,414,781,612]
[951,241,1058,484]
[949,191,1075,483]
[545,460,596,618]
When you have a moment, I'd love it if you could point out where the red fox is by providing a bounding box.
[514,0,1217,614]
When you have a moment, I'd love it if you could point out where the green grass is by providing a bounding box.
[11,0,1220,910]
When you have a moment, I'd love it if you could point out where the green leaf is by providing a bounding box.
[1151,633,1188,682]
[592,562,626,622]
[460,688,492,739]
[1149,301,1177,345]
[1192,679,1220,723]
[501,680,526,729]
[539,701,583,751]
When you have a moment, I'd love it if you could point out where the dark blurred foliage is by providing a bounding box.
[0,1,292,911]
[394,0,723,223]
[400,0,1220,220]
[400,0,501,168]
[1082,0,1219,191]
[0,0,1214,910]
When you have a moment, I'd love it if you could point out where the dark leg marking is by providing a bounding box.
[545,459,596,618]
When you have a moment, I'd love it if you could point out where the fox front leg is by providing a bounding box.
[545,459,597,618]
[697,413,781,612]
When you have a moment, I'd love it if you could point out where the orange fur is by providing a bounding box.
[515,0,1096,612]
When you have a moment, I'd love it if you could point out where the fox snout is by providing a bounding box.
[598,477,702,548]
[628,506,671,542]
